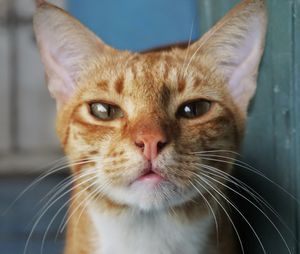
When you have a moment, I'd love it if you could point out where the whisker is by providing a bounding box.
[35,157,99,210]
[182,14,230,78]
[198,154,262,174]
[23,170,96,254]
[195,163,296,239]
[164,191,178,218]
[188,149,241,156]
[190,162,275,213]
[188,180,220,245]
[2,156,70,215]
[3,157,97,216]
[32,168,95,225]
[197,155,299,203]
[73,181,111,236]
[198,177,267,254]
[58,161,140,235]
[164,166,219,244]
[199,172,292,254]
[40,174,99,254]
[190,179,245,254]
[37,174,74,207]
[59,178,111,234]
[179,20,195,79]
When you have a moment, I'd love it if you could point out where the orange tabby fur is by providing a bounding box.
[33,1,267,253]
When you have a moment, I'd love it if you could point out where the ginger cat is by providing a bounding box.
[33,0,267,253]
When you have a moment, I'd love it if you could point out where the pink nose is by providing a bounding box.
[135,132,168,160]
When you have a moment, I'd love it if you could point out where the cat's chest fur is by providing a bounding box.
[89,206,214,254]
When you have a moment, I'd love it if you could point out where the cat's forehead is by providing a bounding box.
[81,51,222,102]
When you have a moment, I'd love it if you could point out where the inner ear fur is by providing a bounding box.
[33,2,116,107]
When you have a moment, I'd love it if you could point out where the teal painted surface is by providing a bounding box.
[295,0,300,252]
[198,0,300,253]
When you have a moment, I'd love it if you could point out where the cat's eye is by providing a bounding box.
[90,102,124,121]
[177,100,212,119]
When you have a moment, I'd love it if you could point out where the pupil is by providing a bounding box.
[107,105,111,117]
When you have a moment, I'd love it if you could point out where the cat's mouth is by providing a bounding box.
[134,167,165,184]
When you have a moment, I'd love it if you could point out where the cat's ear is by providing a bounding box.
[190,0,267,113]
[33,3,115,107]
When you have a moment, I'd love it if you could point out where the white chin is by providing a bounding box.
[108,180,186,212]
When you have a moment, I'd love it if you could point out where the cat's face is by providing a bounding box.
[60,52,240,211]
[34,1,267,211]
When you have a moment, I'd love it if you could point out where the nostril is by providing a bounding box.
[157,140,168,151]
[135,141,145,150]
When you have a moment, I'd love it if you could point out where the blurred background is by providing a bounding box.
[0,0,299,253]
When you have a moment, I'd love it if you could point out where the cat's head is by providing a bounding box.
[33,0,267,211]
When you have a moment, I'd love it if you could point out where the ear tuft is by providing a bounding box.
[189,0,267,113]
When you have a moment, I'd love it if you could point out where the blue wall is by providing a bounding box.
[68,0,200,51]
